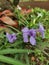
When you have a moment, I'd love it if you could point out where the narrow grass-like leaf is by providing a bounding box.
[25,54,30,65]
[0,49,34,55]
[0,55,26,65]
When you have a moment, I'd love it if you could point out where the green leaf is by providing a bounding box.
[0,55,26,65]
[0,49,34,55]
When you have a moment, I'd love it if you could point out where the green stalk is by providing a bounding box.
[6,25,21,33]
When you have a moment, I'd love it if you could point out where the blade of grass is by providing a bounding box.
[25,54,30,65]
[0,55,26,65]
[0,49,34,55]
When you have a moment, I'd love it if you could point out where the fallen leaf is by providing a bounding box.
[1,10,14,16]
[21,8,32,14]
[0,16,18,27]
[26,9,32,14]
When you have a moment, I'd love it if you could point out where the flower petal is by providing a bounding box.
[9,38,14,43]
[41,31,45,39]
[22,27,29,43]
[23,33,28,43]
[39,23,45,38]
[22,27,29,33]
[30,36,36,45]
[39,23,45,32]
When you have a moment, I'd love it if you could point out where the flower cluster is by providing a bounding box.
[6,23,45,45]
[22,23,45,45]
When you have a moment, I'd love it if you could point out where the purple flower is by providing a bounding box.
[29,29,36,38]
[39,23,45,39]
[22,27,36,45]
[6,33,17,43]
